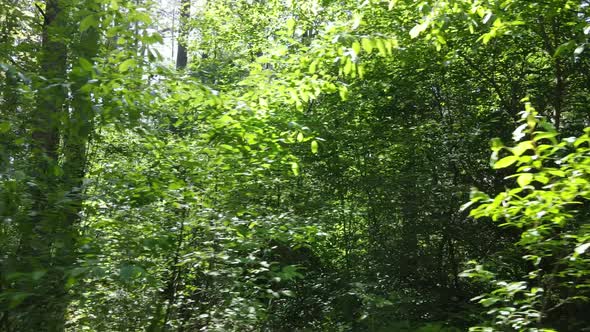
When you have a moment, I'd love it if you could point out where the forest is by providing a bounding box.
[1,0,590,331]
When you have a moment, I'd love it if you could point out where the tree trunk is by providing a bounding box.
[176,0,190,69]
[7,0,100,329]
[13,0,69,330]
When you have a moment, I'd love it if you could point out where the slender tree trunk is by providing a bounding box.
[176,0,190,69]
[148,208,187,332]
[0,69,18,172]
[0,2,18,166]
[54,0,101,325]
[554,58,564,131]
[62,0,100,216]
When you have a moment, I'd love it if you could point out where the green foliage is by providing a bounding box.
[462,106,590,331]
[2,0,590,331]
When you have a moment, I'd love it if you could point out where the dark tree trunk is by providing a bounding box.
[176,0,190,69]
[13,0,69,330]
[7,0,100,329]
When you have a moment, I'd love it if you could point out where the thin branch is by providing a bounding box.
[34,3,46,21]
[458,52,513,113]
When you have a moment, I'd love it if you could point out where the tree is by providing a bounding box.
[1,0,590,330]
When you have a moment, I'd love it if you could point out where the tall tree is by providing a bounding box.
[1,0,590,330]
[16,0,70,329]
[3,0,100,329]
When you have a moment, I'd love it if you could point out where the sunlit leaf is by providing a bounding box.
[494,156,518,169]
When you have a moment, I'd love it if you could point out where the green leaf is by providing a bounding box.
[296,132,304,142]
[291,162,300,176]
[494,156,518,169]
[479,297,498,307]
[79,58,93,72]
[0,121,10,133]
[547,170,565,177]
[361,38,374,54]
[286,18,295,33]
[410,22,428,38]
[308,61,317,74]
[352,41,361,55]
[343,58,352,75]
[512,141,534,156]
[351,13,362,30]
[338,86,348,100]
[118,59,136,72]
[358,64,365,78]
[311,140,318,154]
[168,181,184,190]
[375,39,387,56]
[491,138,503,152]
[533,131,558,143]
[554,41,575,57]
[517,173,533,187]
[80,15,98,32]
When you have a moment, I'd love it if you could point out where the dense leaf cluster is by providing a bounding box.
[1,0,589,331]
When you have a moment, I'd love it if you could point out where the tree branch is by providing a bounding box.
[35,3,47,21]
